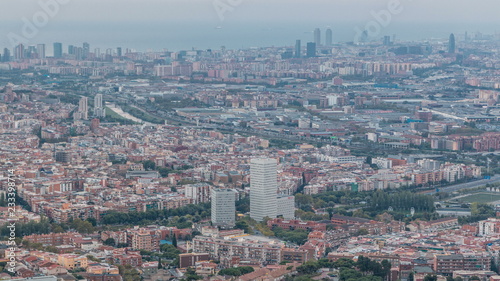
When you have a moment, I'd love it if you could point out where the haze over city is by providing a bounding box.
[0,0,499,51]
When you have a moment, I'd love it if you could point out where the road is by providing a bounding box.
[426,175,500,194]
[106,103,154,125]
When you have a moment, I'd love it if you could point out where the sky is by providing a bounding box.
[0,0,499,52]
[1,0,498,23]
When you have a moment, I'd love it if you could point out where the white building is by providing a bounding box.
[94,94,106,117]
[478,218,500,236]
[75,96,88,120]
[277,195,295,220]
[250,158,277,221]
[443,164,465,183]
[94,93,103,108]
[327,95,339,106]
[211,188,236,227]
[373,157,392,169]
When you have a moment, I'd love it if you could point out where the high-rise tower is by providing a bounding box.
[94,94,106,118]
[77,97,88,120]
[37,44,46,59]
[314,28,321,46]
[448,33,456,54]
[295,40,301,58]
[53,42,63,58]
[326,28,333,46]
[306,42,316,58]
[211,188,236,227]
[250,158,277,222]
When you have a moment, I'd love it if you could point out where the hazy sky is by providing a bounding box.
[2,0,499,24]
[0,0,498,51]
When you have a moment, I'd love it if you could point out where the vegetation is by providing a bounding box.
[100,202,210,225]
[154,97,209,111]
[182,267,203,281]
[118,265,141,281]
[292,257,390,281]
[236,196,250,214]
[272,227,309,245]
[142,160,193,178]
[368,191,435,212]
[104,107,137,125]
[218,266,254,276]
[456,193,500,204]
[458,202,496,224]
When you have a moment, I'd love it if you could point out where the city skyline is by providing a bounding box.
[0,27,484,59]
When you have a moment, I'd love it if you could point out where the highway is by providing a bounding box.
[426,175,500,194]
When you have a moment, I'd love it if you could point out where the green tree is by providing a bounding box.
[184,267,202,280]
[218,266,254,276]
[424,274,438,281]
[172,234,177,248]
[86,217,97,226]
[143,160,156,170]
[326,208,334,220]
[235,221,251,233]
[104,238,116,246]
[334,258,355,269]
[339,268,362,281]
[160,244,181,259]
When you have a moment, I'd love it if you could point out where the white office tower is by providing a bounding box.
[94,94,103,108]
[277,195,295,219]
[250,158,277,221]
[74,97,88,120]
[94,94,106,117]
[37,44,46,59]
[211,188,236,227]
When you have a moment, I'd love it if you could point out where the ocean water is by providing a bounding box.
[0,20,497,54]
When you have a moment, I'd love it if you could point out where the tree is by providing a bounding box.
[326,208,334,220]
[339,268,362,281]
[424,274,438,281]
[381,260,391,278]
[491,259,499,274]
[160,244,180,259]
[104,238,116,246]
[86,217,97,226]
[184,267,202,280]
[218,266,254,276]
[366,156,372,164]
[334,258,355,269]
[158,258,162,269]
[297,261,320,275]
[317,258,334,269]
[172,234,178,248]
[235,221,251,233]
[143,160,156,170]
[52,225,65,233]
